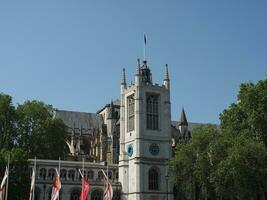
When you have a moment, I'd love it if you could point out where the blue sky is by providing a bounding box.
[0,1,266,124]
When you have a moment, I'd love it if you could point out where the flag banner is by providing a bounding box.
[79,178,91,200]
[51,169,61,200]
[144,34,147,45]
[101,170,113,200]
[0,167,8,200]
[29,167,36,200]
[0,187,5,200]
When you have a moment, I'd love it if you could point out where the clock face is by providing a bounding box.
[127,144,133,157]
[149,143,160,156]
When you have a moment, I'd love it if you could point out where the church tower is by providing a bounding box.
[119,59,173,200]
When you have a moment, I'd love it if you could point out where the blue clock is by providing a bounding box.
[149,143,159,156]
[127,144,133,157]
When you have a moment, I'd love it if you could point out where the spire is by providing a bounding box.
[164,64,169,81]
[121,68,126,86]
[179,107,188,126]
[163,64,170,89]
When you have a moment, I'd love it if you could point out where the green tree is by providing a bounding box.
[0,148,29,200]
[220,78,267,145]
[17,100,67,159]
[210,135,266,200]
[170,125,218,200]
[0,93,17,149]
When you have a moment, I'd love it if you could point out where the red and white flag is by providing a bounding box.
[51,169,61,200]
[79,178,91,200]
[0,167,8,200]
[101,169,113,200]
[29,167,36,200]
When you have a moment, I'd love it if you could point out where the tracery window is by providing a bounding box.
[113,190,121,200]
[87,170,94,180]
[127,95,135,131]
[68,169,75,181]
[148,167,159,190]
[91,189,103,200]
[146,94,159,130]
[70,189,81,200]
[48,168,55,180]
[98,171,103,180]
[60,169,67,181]
[39,168,46,180]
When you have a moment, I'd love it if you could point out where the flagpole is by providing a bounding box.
[5,154,10,200]
[58,157,61,200]
[82,157,84,200]
[32,157,36,200]
[143,34,146,61]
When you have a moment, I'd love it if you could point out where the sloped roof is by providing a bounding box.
[54,110,104,129]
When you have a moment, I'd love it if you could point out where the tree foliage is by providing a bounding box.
[0,93,68,199]
[170,78,267,200]
[220,78,267,145]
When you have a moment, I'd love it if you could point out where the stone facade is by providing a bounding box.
[30,58,202,200]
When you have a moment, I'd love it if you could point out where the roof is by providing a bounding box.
[179,108,188,126]
[171,121,206,131]
[54,109,104,129]
[96,99,120,114]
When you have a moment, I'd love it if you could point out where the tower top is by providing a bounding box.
[121,68,126,86]
[164,64,169,81]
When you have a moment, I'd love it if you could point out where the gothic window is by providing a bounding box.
[70,189,81,200]
[148,167,159,190]
[98,171,103,180]
[127,95,135,131]
[113,190,121,200]
[87,170,94,180]
[91,189,103,200]
[34,187,41,200]
[146,94,159,130]
[48,168,55,180]
[108,171,112,180]
[60,169,67,181]
[68,169,75,181]
[39,168,46,180]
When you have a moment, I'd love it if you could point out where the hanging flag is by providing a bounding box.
[0,167,8,200]
[29,167,36,200]
[144,34,147,45]
[101,170,113,200]
[51,169,61,200]
[79,178,91,200]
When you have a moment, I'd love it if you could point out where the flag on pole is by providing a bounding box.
[79,178,91,200]
[51,169,61,200]
[144,34,147,45]
[0,167,8,200]
[101,170,113,200]
[29,167,36,200]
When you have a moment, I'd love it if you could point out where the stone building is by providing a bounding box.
[31,58,203,200]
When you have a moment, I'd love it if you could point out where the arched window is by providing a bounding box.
[60,169,67,181]
[87,170,94,180]
[39,168,46,180]
[127,95,135,131]
[34,186,41,200]
[68,169,75,181]
[91,189,103,200]
[108,171,112,180]
[48,168,55,180]
[148,167,159,190]
[113,190,121,200]
[98,171,103,180]
[70,189,81,200]
[146,94,159,130]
